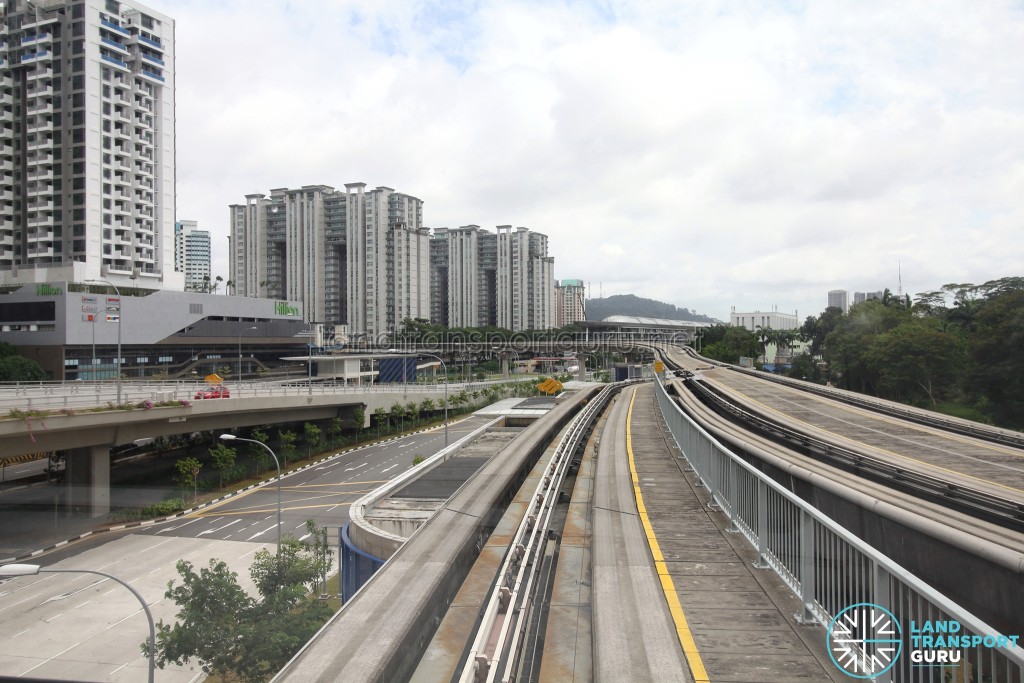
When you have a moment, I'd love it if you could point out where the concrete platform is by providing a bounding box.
[629,383,839,682]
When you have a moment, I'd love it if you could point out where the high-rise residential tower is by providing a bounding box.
[827,289,849,314]
[229,183,429,338]
[496,226,555,331]
[344,183,429,340]
[556,279,586,326]
[0,0,180,290]
[174,220,210,291]
[229,186,346,325]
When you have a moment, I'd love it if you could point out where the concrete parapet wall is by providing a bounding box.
[275,386,602,683]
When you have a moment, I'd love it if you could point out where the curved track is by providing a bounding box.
[663,347,1024,525]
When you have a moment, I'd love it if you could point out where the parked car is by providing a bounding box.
[194,386,231,400]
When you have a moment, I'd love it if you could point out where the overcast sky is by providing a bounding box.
[165,0,1024,322]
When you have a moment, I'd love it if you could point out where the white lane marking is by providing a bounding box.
[344,463,368,472]
[294,523,306,530]
[299,534,311,542]
[11,628,31,638]
[198,519,242,536]
[246,525,277,541]
[109,662,130,676]
[381,464,399,473]
[155,518,200,534]
[74,600,92,609]
[18,640,81,677]
[44,613,63,623]
[0,592,43,614]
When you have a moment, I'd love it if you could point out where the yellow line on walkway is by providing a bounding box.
[625,386,711,683]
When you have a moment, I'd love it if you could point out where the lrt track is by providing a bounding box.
[660,347,1024,535]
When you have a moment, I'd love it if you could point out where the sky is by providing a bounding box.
[164,0,1024,323]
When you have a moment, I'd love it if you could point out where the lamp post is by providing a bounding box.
[237,326,256,380]
[219,434,281,555]
[86,279,121,404]
[418,352,448,448]
[0,563,155,683]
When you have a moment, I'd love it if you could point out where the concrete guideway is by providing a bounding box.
[591,385,694,682]
[625,383,838,682]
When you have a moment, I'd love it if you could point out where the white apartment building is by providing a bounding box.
[174,219,210,291]
[0,0,181,291]
[230,185,346,327]
[345,183,429,339]
[446,225,481,328]
[556,279,586,326]
[229,183,429,338]
[828,289,849,314]
[496,226,555,331]
[729,306,800,332]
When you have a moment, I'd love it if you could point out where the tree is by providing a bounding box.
[247,428,270,476]
[0,355,48,382]
[373,407,387,437]
[865,321,963,406]
[175,457,202,503]
[147,528,334,683]
[328,416,345,446]
[277,430,297,466]
[303,422,321,459]
[209,442,237,490]
[419,398,435,416]
[389,402,406,433]
[966,290,1024,427]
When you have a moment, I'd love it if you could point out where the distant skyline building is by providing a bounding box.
[729,306,799,332]
[556,279,586,326]
[230,185,559,336]
[0,0,181,291]
[174,220,210,291]
[853,290,884,305]
[827,289,849,314]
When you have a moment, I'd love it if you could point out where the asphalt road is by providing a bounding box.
[0,416,492,682]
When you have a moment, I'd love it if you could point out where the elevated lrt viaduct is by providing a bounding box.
[275,348,1024,682]
[660,345,1024,639]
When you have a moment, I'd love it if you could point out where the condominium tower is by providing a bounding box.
[229,184,430,338]
[827,289,849,314]
[431,225,556,331]
[556,279,586,326]
[0,0,180,290]
[174,220,210,291]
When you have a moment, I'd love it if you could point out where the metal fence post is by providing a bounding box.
[755,478,770,568]
[797,509,817,624]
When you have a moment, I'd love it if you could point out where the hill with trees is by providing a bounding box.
[586,294,719,323]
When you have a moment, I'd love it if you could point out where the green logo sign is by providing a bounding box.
[37,284,63,296]
[275,301,299,316]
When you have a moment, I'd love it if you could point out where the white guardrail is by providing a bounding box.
[0,378,528,412]
[655,373,1024,683]
[459,382,621,683]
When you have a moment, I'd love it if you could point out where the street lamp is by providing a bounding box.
[0,563,155,683]
[418,352,448,447]
[237,326,257,380]
[85,279,122,404]
[219,434,281,555]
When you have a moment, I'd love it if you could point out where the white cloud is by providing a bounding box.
[163,0,1024,321]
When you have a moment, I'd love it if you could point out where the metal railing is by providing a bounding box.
[459,381,624,683]
[0,377,536,412]
[654,374,1024,683]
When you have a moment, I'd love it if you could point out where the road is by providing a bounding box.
[0,416,491,682]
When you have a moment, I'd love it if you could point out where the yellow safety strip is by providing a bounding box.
[625,386,711,683]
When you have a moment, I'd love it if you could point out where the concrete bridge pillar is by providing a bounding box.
[65,445,110,517]
[498,352,510,379]
[576,354,587,382]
